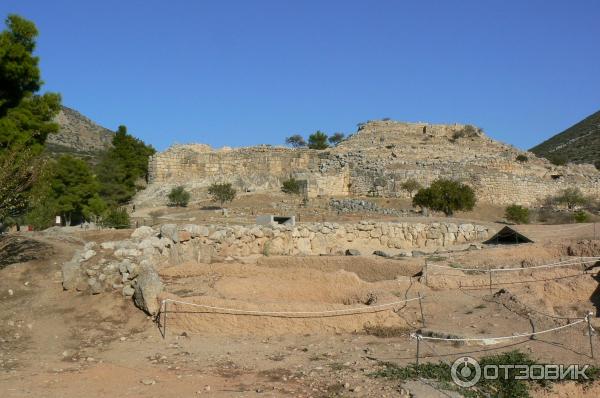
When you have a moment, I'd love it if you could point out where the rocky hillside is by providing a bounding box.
[530,110,600,168]
[45,106,113,161]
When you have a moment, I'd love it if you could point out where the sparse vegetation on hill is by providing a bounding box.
[308,131,329,150]
[516,154,528,162]
[168,186,190,207]
[400,179,422,198]
[285,134,306,148]
[554,187,589,209]
[208,182,236,207]
[573,210,589,223]
[328,132,345,146]
[413,179,476,216]
[530,109,600,166]
[450,124,480,142]
[547,153,568,166]
[505,204,530,224]
[45,106,114,163]
[101,207,130,229]
[281,177,302,195]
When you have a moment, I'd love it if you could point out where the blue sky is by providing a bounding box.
[1,0,599,151]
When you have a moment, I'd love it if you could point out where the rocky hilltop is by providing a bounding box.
[138,120,599,206]
[45,106,113,160]
[530,110,600,167]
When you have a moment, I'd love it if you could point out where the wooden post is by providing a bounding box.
[587,312,594,359]
[415,335,421,367]
[488,266,493,294]
[418,293,426,327]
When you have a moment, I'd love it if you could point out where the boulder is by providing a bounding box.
[160,224,179,242]
[61,260,82,290]
[345,249,361,256]
[122,285,135,297]
[133,266,164,316]
[131,226,157,241]
[80,249,96,262]
[373,250,390,258]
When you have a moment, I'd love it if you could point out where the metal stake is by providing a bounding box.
[416,335,421,367]
[418,293,426,327]
[587,312,594,359]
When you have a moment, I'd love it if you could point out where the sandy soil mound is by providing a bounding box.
[158,260,423,335]
[256,255,423,282]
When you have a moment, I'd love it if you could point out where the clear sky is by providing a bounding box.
[1,0,599,151]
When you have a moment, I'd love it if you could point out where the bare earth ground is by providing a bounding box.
[1,228,600,397]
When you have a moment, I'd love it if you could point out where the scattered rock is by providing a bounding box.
[131,226,156,241]
[122,285,135,297]
[373,250,390,258]
[345,249,361,256]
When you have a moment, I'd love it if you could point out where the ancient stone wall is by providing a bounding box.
[159,221,490,262]
[143,120,599,206]
[147,144,349,198]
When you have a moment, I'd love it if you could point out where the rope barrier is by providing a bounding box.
[427,256,600,273]
[160,295,422,317]
[410,318,585,343]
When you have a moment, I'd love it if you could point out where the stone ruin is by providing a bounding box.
[61,221,490,315]
[136,120,599,206]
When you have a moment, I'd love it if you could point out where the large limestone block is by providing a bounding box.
[133,266,164,316]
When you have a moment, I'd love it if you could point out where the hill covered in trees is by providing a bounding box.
[530,110,600,168]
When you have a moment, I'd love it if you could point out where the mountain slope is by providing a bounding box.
[45,106,113,161]
[530,110,600,167]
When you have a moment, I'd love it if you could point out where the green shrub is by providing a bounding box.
[285,134,306,148]
[555,187,589,209]
[307,131,329,150]
[574,210,590,223]
[102,207,130,229]
[281,177,301,195]
[450,125,479,142]
[412,179,476,216]
[400,179,422,198]
[516,154,528,162]
[505,204,530,224]
[208,182,236,207]
[548,153,568,166]
[168,186,190,207]
[328,132,345,146]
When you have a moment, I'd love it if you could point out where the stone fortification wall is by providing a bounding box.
[147,144,349,198]
[143,120,599,206]
[159,221,490,262]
